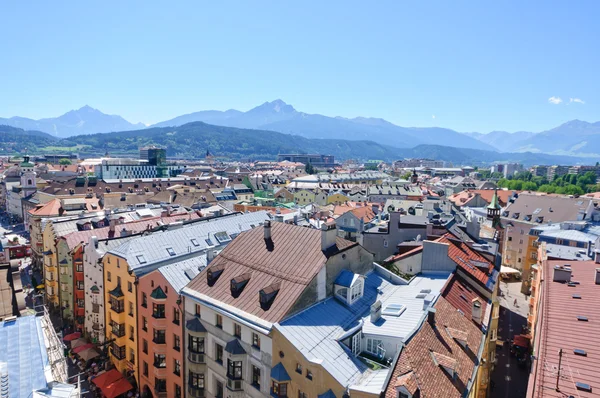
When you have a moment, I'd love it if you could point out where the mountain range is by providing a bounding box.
[2,100,600,158]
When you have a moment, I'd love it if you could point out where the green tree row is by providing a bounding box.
[496,171,600,195]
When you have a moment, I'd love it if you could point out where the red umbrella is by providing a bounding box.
[73,343,94,354]
[63,332,81,341]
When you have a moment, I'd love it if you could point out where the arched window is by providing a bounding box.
[27,179,32,186]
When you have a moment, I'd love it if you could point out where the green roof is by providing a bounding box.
[20,162,34,167]
[487,189,501,210]
[109,284,124,298]
[150,286,167,300]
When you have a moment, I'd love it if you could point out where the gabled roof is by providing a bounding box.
[183,223,356,324]
[384,297,484,398]
[442,273,490,328]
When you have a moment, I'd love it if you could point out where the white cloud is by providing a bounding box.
[432,114,436,119]
[548,96,563,105]
[570,98,585,104]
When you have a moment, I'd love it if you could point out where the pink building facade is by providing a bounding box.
[137,270,184,398]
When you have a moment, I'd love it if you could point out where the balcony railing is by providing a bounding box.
[226,378,243,391]
[110,302,124,314]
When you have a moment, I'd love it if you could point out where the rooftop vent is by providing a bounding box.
[553,265,572,283]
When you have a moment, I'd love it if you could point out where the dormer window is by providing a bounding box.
[259,281,281,310]
[230,273,251,297]
[334,270,364,305]
[207,264,224,286]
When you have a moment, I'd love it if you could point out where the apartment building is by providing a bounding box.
[103,212,270,385]
[181,221,374,398]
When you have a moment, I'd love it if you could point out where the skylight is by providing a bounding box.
[205,238,214,246]
[136,255,146,264]
[576,382,592,392]
[573,294,582,299]
[382,304,406,317]
[577,316,588,321]
[190,238,199,247]
[574,349,587,356]
[214,231,232,244]
[166,247,176,256]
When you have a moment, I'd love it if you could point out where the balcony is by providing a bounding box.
[110,321,125,338]
[188,386,205,398]
[154,384,167,398]
[153,366,167,378]
[226,378,243,392]
[110,301,125,314]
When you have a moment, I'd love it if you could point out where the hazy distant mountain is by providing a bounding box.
[465,130,536,152]
[0,105,145,137]
[151,99,497,151]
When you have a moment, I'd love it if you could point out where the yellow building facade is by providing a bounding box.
[103,252,139,383]
[327,192,350,205]
[42,222,59,307]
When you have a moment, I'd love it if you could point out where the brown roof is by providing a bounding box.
[528,260,600,398]
[442,274,488,325]
[449,189,517,207]
[504,193,595,223]
[185,223,356,323]
[28,198,100,217]
[384,297,483,398]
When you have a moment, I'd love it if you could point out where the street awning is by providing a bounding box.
[500,266,520,274]
[73,343,94,354]
[104,377,133,398]
[70,338,88,349]
[92,369,123,389]
[513,334,530,349]
[63,332,81,341]
[77,347,100,361]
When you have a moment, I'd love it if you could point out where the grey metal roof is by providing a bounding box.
[185,317,207,333]
[225,339,247,355]
[109,211,270,276]
[158,256,207,293]
[276,270,450,390]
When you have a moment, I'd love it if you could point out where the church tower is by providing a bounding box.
[20,156,37,197]
[411,168,418,184]
[487,188,504,253]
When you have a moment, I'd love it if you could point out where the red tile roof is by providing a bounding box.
[384,297,484,398]
[438,234,495,288]
[442,274,488,326]
[185,222,356,323]
[528,260,600,398]
[449,189,516,207]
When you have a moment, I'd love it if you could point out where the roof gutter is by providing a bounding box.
[464,327,487,397]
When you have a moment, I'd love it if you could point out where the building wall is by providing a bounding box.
[137,271,184,397]
[327,193,349,205]
[502,220,531,271]
[42,222,59,307]
[270,327,346,398]
[83,237,106,344]
[359,214,427,262]
[182,295,272,398]
[30,216,44,268]
[294,190,315,206]
[57,239,74,321]
[73,245,85,332]
[103,253,138,383]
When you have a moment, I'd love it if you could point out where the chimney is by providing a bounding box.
[109,218,116,233]
[423,293,435,310]
[595,248,600,264]
[389,212,401,231]
[370,300,382,323]
[264,220,272,240]
[207,250,217,264]
[427,307,436,327]
[595,268,600,285]
[120,228,129,237]
[552,265,572,283]
[472,299,482,324]
[90,235,98,249]
[321,222,337,251]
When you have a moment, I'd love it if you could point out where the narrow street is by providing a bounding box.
[490,281,530,398]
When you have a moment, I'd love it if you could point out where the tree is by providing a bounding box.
[304,162,315,175]
[59,158,72,165]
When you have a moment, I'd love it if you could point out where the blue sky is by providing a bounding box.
[1,1,598,133]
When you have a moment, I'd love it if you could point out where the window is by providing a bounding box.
[189,371,205,388]
[399,392,410,398]
[215,343,224,364]
[296,363,302,374]
[142,316,148,331]
[166,247,176,256]
[153,303,165,318]
[531,252,538,260]
[366,338,384,356]
[556,238,564,245]
[252,333,261,349]
[383,239,388,248]
[306,370,313,380]
[127,281,132,292]
[129,325,134,341]
[173,359,181,376]
[508,236,512,242]
[234,323,242,338]
[107,271,111,282]
[142,292,147,308]
[76,280,84,290]
[155,378,166,393]
[136,255,146,264]
[174,384,181,398]
[519,239,523,245]
[153,329,166,344]
[117,276,121,285]
[128,301,134,317]
[271,381,287,398]
[216,380,224,398]
[227,359,243,379]
[216,314,222,328]
[174,334,180,351]
[173,308,180,325]
[298,391,307,398]
[153,353,166,368]
[143,339,148,354]
[350,281,363,302]
[143,361,148,377]
[518,258,522,263]
[195,304,201,316]
[252,365,261,389]
[129,348,135,364]
[189,335,204,353]
[491,328,497,341]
